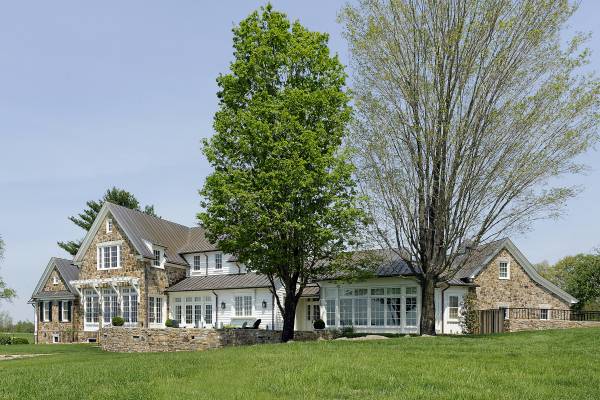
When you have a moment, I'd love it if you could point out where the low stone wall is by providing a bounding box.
[100,327,337,353]
[506,319,600,332]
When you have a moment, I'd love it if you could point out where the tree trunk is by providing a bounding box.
[281,293,298,342]
[420,276,436,335]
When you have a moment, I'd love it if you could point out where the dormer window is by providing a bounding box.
[215,253,222,270]
[153,249,162,267]
[106,219,113,233]
[193,255,202,271]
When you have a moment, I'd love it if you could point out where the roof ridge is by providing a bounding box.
[105,201,193,231]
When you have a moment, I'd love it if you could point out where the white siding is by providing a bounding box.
[182,251,246,276]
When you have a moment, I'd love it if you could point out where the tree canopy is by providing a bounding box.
[341,0,600,334]
[541,253,600,310]
[199,5,363,341]
[0,235,16,302]
[58,187,157,256]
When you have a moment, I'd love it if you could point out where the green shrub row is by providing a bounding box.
[0,335,29,345]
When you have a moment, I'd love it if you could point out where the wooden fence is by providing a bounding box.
[476,309,505,334]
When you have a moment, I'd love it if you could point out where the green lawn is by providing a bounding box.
[1,328,599,400]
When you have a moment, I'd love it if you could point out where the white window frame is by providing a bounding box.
[106,219,113,233]
[53,275,60,285]
[96,242,122,270]
[234,295,253,317]
[499,260,510,280]
[193,255,202,272]
[539,305,550,320]
[448,295,460,321]
[43,301,51,322]
[61,300,70,322]
[149,296,164,326]
[215,253,223,270]
[153,249,162,268]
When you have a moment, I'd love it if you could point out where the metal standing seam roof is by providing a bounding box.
[31,257,80,300]
[166,273,272,292]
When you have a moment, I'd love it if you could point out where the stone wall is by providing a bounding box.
[100,327,337,353]
[505,319,600,332]
[42,268,68,292]
[36,300,80,344]
[474,249,569,310]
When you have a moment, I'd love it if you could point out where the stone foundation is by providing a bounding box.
[100,327,337,352]
[506,319,600,332]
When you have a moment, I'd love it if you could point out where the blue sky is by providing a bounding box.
[1,1,599,321]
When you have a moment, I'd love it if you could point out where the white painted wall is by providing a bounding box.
[182,251,246,276]
[435,287,468,334]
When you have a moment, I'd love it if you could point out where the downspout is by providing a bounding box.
[440,284,449,335]
[271,293,275,330]
[205,254,209,276]
[212,291,219,328]
[33,303,38,344]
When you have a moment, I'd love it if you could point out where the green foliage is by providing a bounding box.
[0,334,11,345]
[111,316,125,327]
[0,235,16,302]
[460,290,480,335]
[313,319,326,330]
[165,319,175,328]
[10,337,28,345]
[340,326,355,337]
[199,5,363,340]
[541,253,600,310]
[58,187,158,256]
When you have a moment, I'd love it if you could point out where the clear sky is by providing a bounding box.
[1,1,599,321]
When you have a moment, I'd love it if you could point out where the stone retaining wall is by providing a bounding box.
[100,327,337,352]
[505,319,600,332]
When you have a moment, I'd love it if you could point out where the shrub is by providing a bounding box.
[340,326,354,337]
[11,337,28,345]
[112,316,125,326]
[0,335,12,345]
[165,319,175,328]
[313,319,326,330]
[460,290,479,335]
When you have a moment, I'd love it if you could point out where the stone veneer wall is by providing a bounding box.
[100,327,338,353]
[506,319,600,332]
[36,300,80,344]
[474,249,569,310]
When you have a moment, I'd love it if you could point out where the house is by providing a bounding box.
[30,202,577,343]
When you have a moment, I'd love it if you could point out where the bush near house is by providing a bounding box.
[111,317,124,326]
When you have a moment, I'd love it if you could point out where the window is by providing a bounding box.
[193,255,202,271]
[205,304,213,324]
[234,296,252,316]
[97,245,120,269]
[175,305,182,323]
[186,305,193,325]
[103,288,119,324]
[61,301,70,322]
[85,290,99,324]
[386,298,401,326]
[325,300,336,326]
[153,249,161,267]
[43,301,51,322]
[370,297,385,326]
[194,304,202,327]
[106,219,113,233]
[448,295,459,321]
[354,298,368,326]
[121,288,138,325]
[149,297,163,324]
[499,306,509,320]
[215,253,222,269]
[53,275,60,285]
[307,304,320,321]
[339,298,353,326]
[499,261,510,279]
[540,309,549,320]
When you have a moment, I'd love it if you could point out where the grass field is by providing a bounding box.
[1,328,599,400]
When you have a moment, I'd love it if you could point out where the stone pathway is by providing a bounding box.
[0,354,51,361]
[335,335,390,341]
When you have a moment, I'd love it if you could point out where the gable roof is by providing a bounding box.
[30,257,79,301]
[73,202,216,267]
[454,238,578,304]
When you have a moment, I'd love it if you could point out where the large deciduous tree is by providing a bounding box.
[199,5,363,342]
[0,235,16,302]
[341,0,600,334]
[58,187,157,256]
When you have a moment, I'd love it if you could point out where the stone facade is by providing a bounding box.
[42,269,68,292]
[506,319,600,332]
[473,249,569,310]
[36,300,80,344]
[100,327,338,353]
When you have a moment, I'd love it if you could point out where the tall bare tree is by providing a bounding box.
[340,0,600,334]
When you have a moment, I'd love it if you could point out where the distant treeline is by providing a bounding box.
[0,311,34,333]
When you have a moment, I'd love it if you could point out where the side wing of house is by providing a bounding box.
[471,238,577,314]
[30,258,79,343]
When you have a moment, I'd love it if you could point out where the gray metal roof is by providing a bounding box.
[31,257,80,300]
[166,273,272,292]
[178,226,217,254]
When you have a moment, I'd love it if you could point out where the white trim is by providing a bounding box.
[498,259,510,280]
[106,218,113,233]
